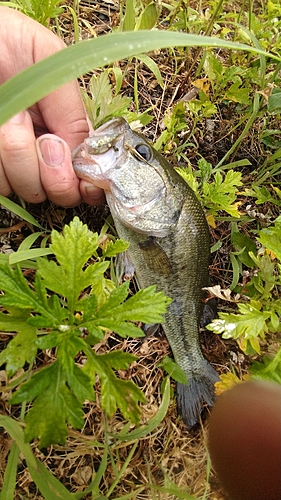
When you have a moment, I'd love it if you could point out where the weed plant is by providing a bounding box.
[0,0,281,498]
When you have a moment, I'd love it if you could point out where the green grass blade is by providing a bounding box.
[122,0,135,31]
[73,446,108,499]
[0,415,74,500]
[0,442,19,500]
[0,195,44,229]
[0,31,279,127]
[137,53,164,88]
[17,232,47,252]
[9,248,52,265]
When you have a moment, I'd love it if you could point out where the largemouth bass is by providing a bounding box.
[72,117,219,427]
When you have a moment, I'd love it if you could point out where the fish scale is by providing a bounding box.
[72,117,219,427]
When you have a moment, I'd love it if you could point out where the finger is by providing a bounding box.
[0,149,12,197]
[38,81,89,149]
[208,381,281,500]
[79,179,106,206]
[37,134,82,207]
[0,110,46,202]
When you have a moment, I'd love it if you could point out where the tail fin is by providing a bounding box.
[177,362,219,428]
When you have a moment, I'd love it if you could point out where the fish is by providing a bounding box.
[72,117,219,427]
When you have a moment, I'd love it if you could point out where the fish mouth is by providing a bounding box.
[72,120,128,189]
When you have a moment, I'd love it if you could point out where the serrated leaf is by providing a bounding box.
[84,348,145,423]
[225,82,251,104]
[56,335,86,375]
[100,376,146,424]
[96,284,172,324]
[113,377,171,441]
[25,383,84,447]
[92,319,144,338]
[0,323,37,377]
[207,301,271,353]
[10,362,59,404]
[231,231,257,267]
[0,264,64,327]
[37,217,99,312]
[85,72,131,128]
[203,170,242,216]
[214,372,246,396]
[68,364,96,402]
[11,361,85,447]
[0,264,38,309]
[99,351,138,370]
[101,239,130,258]
[35,333,61,350]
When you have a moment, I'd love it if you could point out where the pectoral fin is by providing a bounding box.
[139,237,172,277]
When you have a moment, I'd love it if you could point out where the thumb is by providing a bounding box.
[37,134,81,207]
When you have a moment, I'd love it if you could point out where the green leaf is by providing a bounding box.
[267,88,281,114]
[96,284,172,324]
[0,264,39,309]
[207,300,271,353]
[0,321,37,377]
[0,442,19,500]
[0,31,276,127]
[203,170,242,217]
[100,376,146,424]
[101,238,130,258]
[136,54,164,88]
[84,349,145,424]
[225,81,251,104]
[10,362,59,404]
[135,1,160,30]
[122,0,135,30]
[258,217,281,261]
[204,49,223,81]
[98,350,138,370]
[160,356,188,384]
[9,247,52,265]
[0,195,44,229]
[113,377,170,441]
[250,347,281,384]
[84,72,132,128]
[11,362,84,447]
[37,217,99,311]
[231,231,257,267]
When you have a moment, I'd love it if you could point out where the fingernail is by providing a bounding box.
[9,111,25,124]
[39,137,65,167]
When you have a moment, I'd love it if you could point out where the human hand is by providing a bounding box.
[0,7,105,207]
[208,380,281,500]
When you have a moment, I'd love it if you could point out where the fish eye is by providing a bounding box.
[135,144,152,162]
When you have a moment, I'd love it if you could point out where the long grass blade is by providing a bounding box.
[0,31,278,127]
[0,415,74,500]
[0,442,19,500]
[9,248,52,265]
[0,195,44,229]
